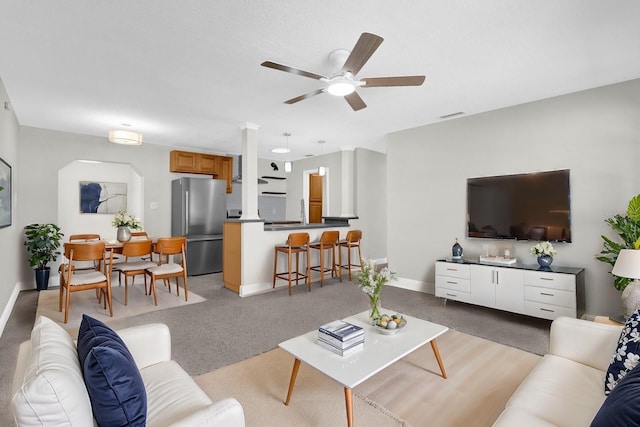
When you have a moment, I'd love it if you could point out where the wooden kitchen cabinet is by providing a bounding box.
[170,150,233,193]
[223,221,241,293]
[220,156,233,193]
[198,154,219,175]
[170,150,199,173]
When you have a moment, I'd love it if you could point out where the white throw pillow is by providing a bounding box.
[11,316,94,426]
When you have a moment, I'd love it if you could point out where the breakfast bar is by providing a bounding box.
[223,218,355,296]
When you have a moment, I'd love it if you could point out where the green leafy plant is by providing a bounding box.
[596,194,640,291]
[24,223,64,270]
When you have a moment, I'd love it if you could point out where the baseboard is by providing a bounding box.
[0,282,23,338]
[389,277,433,294]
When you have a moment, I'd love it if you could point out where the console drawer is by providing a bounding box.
[524,300,576,320]
[524,286,576,308]
[436,275,471,293]
[523,271,575,291]
[436,262,470,280]
[435,287,472,303]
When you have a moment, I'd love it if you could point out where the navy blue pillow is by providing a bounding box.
[77,314,133,366]
[84,346,147,427]
[77,315,146,426]
[605,309,640,394]
[592,362,640,426]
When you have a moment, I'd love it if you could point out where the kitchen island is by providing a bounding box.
[223,219,354,296]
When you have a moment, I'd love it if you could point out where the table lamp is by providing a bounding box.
[612,249,640,319]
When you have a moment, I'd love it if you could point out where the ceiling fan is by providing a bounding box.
[261,32,425,111]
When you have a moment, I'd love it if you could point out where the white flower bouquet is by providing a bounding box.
[358,258,396,320]
[112,211,142,230]
[530,241,557,257]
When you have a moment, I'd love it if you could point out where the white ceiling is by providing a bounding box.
[1,1,639,160]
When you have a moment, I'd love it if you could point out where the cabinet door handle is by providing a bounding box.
[491,270,495,284]
[446,268,458,271]
[496,271,499,284]
[540,292,554,296]
[540,308,554,312]
[540,277,554,281]
[446,281,458,285]
[446,293,457,297]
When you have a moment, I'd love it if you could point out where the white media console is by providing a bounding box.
[435,259,585,320]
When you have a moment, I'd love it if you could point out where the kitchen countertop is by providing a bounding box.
[263,222,350,231]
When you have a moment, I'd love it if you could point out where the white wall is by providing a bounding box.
[352,148,387,261]
[58,161,143,242]
[387,79,640,317]
[0,78,21,335]
[16,126,210,289]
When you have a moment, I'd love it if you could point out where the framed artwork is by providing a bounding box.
[79,181,127,214]
[0,157,11,228]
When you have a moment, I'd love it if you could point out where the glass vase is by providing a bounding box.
[369,294,381,323]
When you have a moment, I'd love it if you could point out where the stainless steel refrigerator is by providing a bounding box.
[171,178,226,275]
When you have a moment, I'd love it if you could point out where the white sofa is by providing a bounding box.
[493,316,622,427]
[11,316,245,426]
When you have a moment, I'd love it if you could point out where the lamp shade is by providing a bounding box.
[612,249,640,279]
[109,130,142,145]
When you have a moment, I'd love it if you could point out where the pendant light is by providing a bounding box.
[284,132,292,173]
[318,140,326,176]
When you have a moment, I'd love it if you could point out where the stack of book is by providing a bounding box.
[317,320,364,356]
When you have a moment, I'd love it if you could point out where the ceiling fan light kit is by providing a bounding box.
[108,129,142,145]
[261,32,425,111]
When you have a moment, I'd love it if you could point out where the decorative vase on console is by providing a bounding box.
[452,238,463,260]
[112,210,142,243]
[530,241,557,268]
[537,255,553,267]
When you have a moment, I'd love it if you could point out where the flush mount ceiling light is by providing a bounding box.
[326,73,358,96]
[108,129,142,145]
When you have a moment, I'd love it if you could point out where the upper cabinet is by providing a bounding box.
[170,150,233,193]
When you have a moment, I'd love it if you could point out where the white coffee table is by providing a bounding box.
[278,309,449,427]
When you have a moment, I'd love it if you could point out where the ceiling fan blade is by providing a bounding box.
[284,88,326,104]
[341,33,384,76]
[344,91,367,111]
[261,61,326,80]
[361,76,426,87]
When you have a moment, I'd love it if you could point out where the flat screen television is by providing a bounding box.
[467,169,571,242]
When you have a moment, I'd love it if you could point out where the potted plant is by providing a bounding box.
[24,223,64,291]
[596,194,640,291]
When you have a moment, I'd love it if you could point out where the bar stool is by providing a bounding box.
[310,230,341,286]
[339,230,363,281]
[273,232,311,295]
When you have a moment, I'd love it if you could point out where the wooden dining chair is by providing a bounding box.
[130,231,149,241]
[114,239,157,305]
[145,237,188,306]
[59,241,113,323]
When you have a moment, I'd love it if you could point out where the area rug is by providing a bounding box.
[195,329,541,427]
[35,280,206,331]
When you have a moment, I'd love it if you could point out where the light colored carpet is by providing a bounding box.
[35,280,206,332]
[195,328,541,427]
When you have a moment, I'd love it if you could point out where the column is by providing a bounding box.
[340,147,356,217]
[240,122,260,220]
